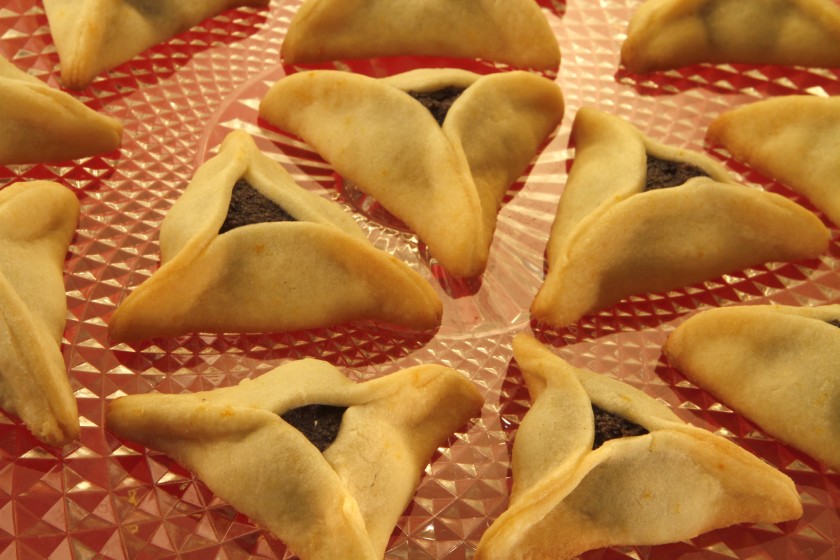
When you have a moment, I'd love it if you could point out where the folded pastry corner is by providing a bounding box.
[707,95,840,227]
[664,304,840,472]
[531,107,828,328]
[259,68,565,277]
[621,0,840,73]
[106,358,484,560]
[0,180,80,446]
[474,333,802,560]
[281,0,560,71]
[108,130,442,342]
[0,55,122,165]
[43,0,270,90]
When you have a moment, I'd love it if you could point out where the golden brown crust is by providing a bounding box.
[0,56,121,164]
[43,0,270,89]
[0,181,80,446]
[474,334,802,560]
[107,358,483,560]
[531,107,828,328]
[664,304,840,471]
[707,95,840,226]
[108,131,442,342]
[281,0,560,70]
[259,69,564,277]
[621,0,840,73]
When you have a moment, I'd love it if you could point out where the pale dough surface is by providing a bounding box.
[621,0,840,73]
[474,334,802,560]
[707,95,840,227]
[665,304,840,471]
[108,130,442,342]
[43,0,269,89]
[0,181,80,446]
[260,68,564,277]
[281,0,560,70]
[0,55,121,164]
[107,358,483,560]
[531,107,828,328]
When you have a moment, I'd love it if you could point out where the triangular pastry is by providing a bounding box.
[281,0,560,71]
[108,130,442,342]
[259,68,565,277]
[42,0,270,90]
[707,95,840,227]
[531,107,829,328]
[664,304,840,472]
[0,180,80,446]
[474,334,802,560]
[0,55,121,165]
[106,358,483,560]
[621,0,840,73]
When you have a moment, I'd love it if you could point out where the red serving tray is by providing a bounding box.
[0,0,838,558]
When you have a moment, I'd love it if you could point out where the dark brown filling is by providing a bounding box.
[645,155,710,191]
[281,404,347,452]
[218,179,296,234]
[592,405,648,449]
[407,87,467,126]
[827,320,840,328]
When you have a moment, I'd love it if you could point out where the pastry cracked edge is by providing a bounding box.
[530,107,829,328]
[0,55,121,165]
[259,68,565,277]
[43,0,270,90]
[621,0,840,73]
[0,181,80,446]
[473,334,802,560]
[106,358,484,560]
[108,130,442,342]
[664,304,840,472]
[707,95,840,227]
[281,0,560,71]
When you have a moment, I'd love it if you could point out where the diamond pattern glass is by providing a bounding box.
[1,0,839,558]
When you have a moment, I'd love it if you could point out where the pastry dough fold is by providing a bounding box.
[43,0,270,89]
[0,181,80,446]
[108,130,442,342]
[107,358,483,560]
[281,0,560,70]
[707,95,840,227]
[664,304,840,471]
[259,69,564,277]
[532,108,829,328]
[474,334,802,560]
[0,56,121,164]
[621,0,840,73]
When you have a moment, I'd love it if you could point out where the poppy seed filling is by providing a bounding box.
[645,155,710,191]
[592,405,649,449]
[219,179,296,234]
[281,404,347,452]
[407,87,467,126]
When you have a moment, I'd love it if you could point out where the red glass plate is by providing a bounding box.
[0,0,838,558]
